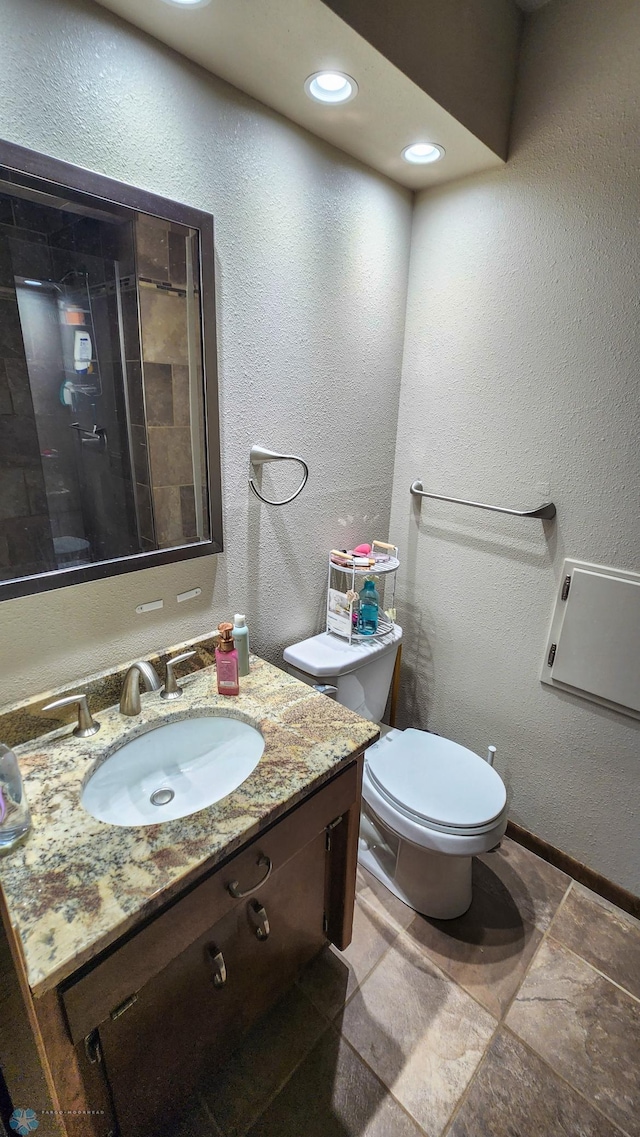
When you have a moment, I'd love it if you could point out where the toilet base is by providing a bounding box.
[359,807,473,920]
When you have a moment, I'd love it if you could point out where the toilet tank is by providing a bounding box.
[283,626,402,722]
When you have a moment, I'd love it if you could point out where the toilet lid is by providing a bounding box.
[366,729,506,831]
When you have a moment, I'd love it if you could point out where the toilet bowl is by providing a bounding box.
[283,627,508,919]
[360,728,507,918]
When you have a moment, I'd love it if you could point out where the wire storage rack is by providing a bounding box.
[326,541,399,644]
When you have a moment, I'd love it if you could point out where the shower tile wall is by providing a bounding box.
[0,194,204,581]
[0,196,55,579]
[0,192,145,578]
[135,213,200,547]
[17,282,86,549]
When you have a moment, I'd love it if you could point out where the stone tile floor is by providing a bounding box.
[177,838,640,1137]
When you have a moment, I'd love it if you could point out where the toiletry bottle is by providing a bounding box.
[216,623,239,695]
[0,744,32,852]
[233,614,250,677]
[358,578,380,635]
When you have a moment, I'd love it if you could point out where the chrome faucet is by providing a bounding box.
[119,661,162,716]
[42,693,100,737]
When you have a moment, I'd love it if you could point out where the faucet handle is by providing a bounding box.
[42,694,100,738]
[161,650,196,701]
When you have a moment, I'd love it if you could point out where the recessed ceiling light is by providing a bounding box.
[402,143,445,165]
[160,0,211,8]
[304,72,358,105]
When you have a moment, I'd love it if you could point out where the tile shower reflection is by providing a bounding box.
[0,189,209,583]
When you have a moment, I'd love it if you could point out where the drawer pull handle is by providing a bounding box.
[84,1030,102,1065]
[248,899,270,940]
[227,854,272,899]
[208,945,227,987]
[110,993,138,1021]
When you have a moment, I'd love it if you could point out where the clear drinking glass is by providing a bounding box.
[0,744,32,851]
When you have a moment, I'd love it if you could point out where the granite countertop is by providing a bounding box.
[0,657,378,997]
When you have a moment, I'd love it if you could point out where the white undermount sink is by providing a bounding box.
[81,715,265,827]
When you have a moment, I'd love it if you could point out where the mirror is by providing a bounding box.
[0,140,222,600]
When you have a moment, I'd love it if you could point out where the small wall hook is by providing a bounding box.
[249,444,309,506]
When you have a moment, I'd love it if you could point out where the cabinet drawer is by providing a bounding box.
[62,759,359,1043]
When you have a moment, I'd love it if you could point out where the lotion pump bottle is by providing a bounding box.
[215,623,239,696]
[233,614,250,677]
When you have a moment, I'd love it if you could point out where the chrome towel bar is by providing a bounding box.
[410,480,556,520]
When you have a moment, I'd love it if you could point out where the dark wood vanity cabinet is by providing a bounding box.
[29,757,363,1137]
[99,832,327,1136]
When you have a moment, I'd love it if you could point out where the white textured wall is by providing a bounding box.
[1,0,637,895]
[0,0,412,705]
[390,0,640,892]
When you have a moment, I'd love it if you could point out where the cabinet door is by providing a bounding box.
[98,831,327,1137]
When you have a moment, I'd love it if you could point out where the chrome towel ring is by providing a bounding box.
[249,445,309,506]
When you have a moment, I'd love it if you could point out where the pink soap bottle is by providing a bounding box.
[216,622,239,696]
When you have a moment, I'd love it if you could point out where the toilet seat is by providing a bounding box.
[364,729,507,847]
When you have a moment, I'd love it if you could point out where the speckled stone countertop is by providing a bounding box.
[0,657,378,998]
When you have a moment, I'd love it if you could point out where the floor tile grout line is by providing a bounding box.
[439,1018,503,1137]
[328,932,399,1020]
[502,879,638,1137]
[299,878,408,1025]
[500,1024,633,1137]
[336,1030,433,1137]
[387,923,504,1024]
[301,902,447,1133]
[493,875,576,1025]
[392,919,514,1023]
[344,880,495,1136]
[330,895,408,1016]
[334,916,502,1137]
[356,894,412,946]
[230,909,407,1137]
[566,877,640,931]
[333,856,578,1134]
[198,1092,226,1137]
[388,909,538,1027]
[382,866,578,1029]
[356,883,415,941]
[209,1010,336,1137]
[227,978,433,1137]
[369,867,634,1137]
[512,876,640,1009]
[293,901,405,1031]
[544,931,640,1006]
[435,866,576,1132]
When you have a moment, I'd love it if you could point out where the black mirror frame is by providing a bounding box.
[0,139,223,601]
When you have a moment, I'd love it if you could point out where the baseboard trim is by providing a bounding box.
[506,821,640,922]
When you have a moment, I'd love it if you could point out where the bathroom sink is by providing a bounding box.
[81,715,265,827]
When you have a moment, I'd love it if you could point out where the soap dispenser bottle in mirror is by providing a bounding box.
[358,577,380,636]
[0,744,32,852]
[216,623,240,695]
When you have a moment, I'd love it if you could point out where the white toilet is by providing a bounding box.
[283,627,508,919]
